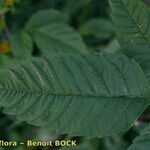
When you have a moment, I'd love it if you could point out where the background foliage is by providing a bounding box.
[0,0,149,149]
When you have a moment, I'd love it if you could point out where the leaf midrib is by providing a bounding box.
[0,87,149,100]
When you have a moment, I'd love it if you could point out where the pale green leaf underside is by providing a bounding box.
[10,31,33,59]
[32,23,88,55]
[0,53,149,138]
[127,125,150,150]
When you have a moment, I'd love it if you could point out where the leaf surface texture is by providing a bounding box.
[0,52,149,137]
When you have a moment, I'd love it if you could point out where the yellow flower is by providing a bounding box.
[0,40,11,54]
[4,0,14,5]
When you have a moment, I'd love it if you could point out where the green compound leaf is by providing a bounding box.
[127,125,150,150]
[0,52,149,138]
